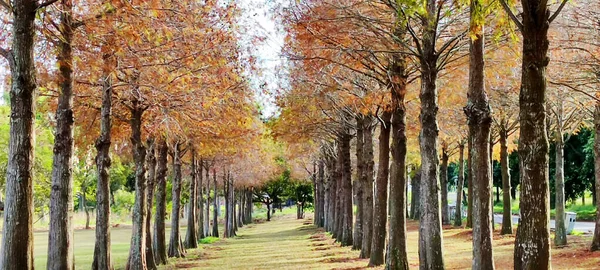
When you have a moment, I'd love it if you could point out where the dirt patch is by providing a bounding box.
[313,246,331,251]
[332,266,368,270]
[320,257,361,263]
[175,262,204,268]
[312,242,327,247]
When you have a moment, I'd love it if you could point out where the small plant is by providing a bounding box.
[199,236,220,244]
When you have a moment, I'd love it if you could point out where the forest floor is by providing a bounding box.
[170,213,600,270]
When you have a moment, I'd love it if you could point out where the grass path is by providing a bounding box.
[166,215,372,269]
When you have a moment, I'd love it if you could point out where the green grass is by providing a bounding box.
[550,204,597,221]
[199,236,220,244]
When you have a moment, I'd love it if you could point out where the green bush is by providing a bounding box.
[113,190,135,216]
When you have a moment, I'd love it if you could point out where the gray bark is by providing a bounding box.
[144,140,157,270]
[500,127,513,235]
[360,117,374,258]
[591,102,600,251]
[454,142,465,227]
[168,142,185,258]
[152,140,168,265]
[184,149,198,249]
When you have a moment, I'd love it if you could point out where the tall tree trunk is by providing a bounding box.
[144,139,157,270]
[153,140,168,265]
[333,147,343,240]
[511,0,552,268]
[340,129,353,247]
[246,188,253,224]
[92,53,114,270]
[490,137,495,231]
[368,111,391,267]
[440,148,450,226]
[212,169,219,237]
[184,149,198,249]
[168,142,185,258]
[554,129,567,246]
[324,157,333,232]
[360,118,374,258]
[455,142,466,227]
[591,101,600,251]
[317,160,326,227]
[48,1,75,268]
[386,50,409,269]
[126,103,148,270]
[467,135,473,228]
[418,1,445,266]
[1,1,38,268]
[410,170,421,219]
[500,126,513,235]
[353,116,364,250]
[205,165,211,236]
[465,1,494,268]
[197,158,205,239]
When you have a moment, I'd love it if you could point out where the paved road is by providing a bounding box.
[493,214,596,233]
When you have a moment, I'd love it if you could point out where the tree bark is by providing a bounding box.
[144,139,157,270]
[92,52,114,270]
[455,142,466,227]
[440,148,450,226]
[554,101,567,246]
[47,1,76,268]
[467,136,473,228]
[196,158,205,239]
[333,146,343,240]
[1,1,38,268]
[418,1,445,266]
[168,142,185,258]
[340,128,353,247]
[368,111,391,267]
[500,126,513,235]
[465,1,495,268]
[126,102,148,270]
[353,116,364,250]
[205,165,211,236]
[184,149,198,249]
[212,169,219,237]
[386,50,409,269]
[512,0,552,268]
[317,160,326,227]
[153,140,168,265]
[360,117,374,258]
[591,102,600,251]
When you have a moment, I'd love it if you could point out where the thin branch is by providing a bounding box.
[548,0,569,24]
[37,0,59,10]
[0,0,11,12]
[499,0,524,32]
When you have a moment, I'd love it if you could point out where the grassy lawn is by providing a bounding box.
[166,212,600,269]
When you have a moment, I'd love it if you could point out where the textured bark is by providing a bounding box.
[410,170,421,220]
[368,111,391,267]
[386,51,409,270]
[467,136,473,229]
[440,148,450,226]
[245,188,253,224]
[196,158,205,239]
[212,169,219,237]
[454,143,465,227]
[168,143,185,258]
[333,146,343,240]
[353,116,364,250]
[1,1,38,268]
[465,1,495,268]
[591,102,600,251]
[153,140,168,265]
[92,54,114,270]
[500,127,513,235]
[512,0,552,268]
[340,129,353,247]
[205,165,211,236]
[48,0,75,267]
[324,156,334,232]
[418,1,445,266]
[144,140,157,270]
[554,101,567,246]
[360,118,374,258]
[126,104,148,270]
[184,149,198,249]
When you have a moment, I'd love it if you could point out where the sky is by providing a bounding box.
[239,0,287,118]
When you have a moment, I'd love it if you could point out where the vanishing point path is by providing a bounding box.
[166,215,370,270]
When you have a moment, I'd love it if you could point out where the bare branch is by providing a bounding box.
[499,0,524,32]
[548,0,569,24]
[37,0,59,10]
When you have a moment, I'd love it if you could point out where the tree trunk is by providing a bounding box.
[500,127,513,235]
[368,111,391,267]
[126,103,148,270]
[212,169,219,237]
[317,160,326,227]
[513,1,552,268]
[440,148,450,226]
[83,191,90,229]
[360,117,374,258]
[184,149,198,248]
[333,146,343,240]
[340,128,353,247]
[455,142,466,227]
[324,157,333,232]
[418,1,445,266]
[465,1,495,267]
[467,135,473,228]
[490,137,496,231]
[196,158,205,239]
[153,140,168,265]
[353,116,364,250]
[1,1,38,268]
[48,1,75,268]
[267,203,272,221]
[554,131,567,246]
[410,170,421,219]
[168,142,185,258]
[591,101,600,251]
[205,165,211,236]
[144,140,157,270]
[386,50,410,269]
[92,54,114,270]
